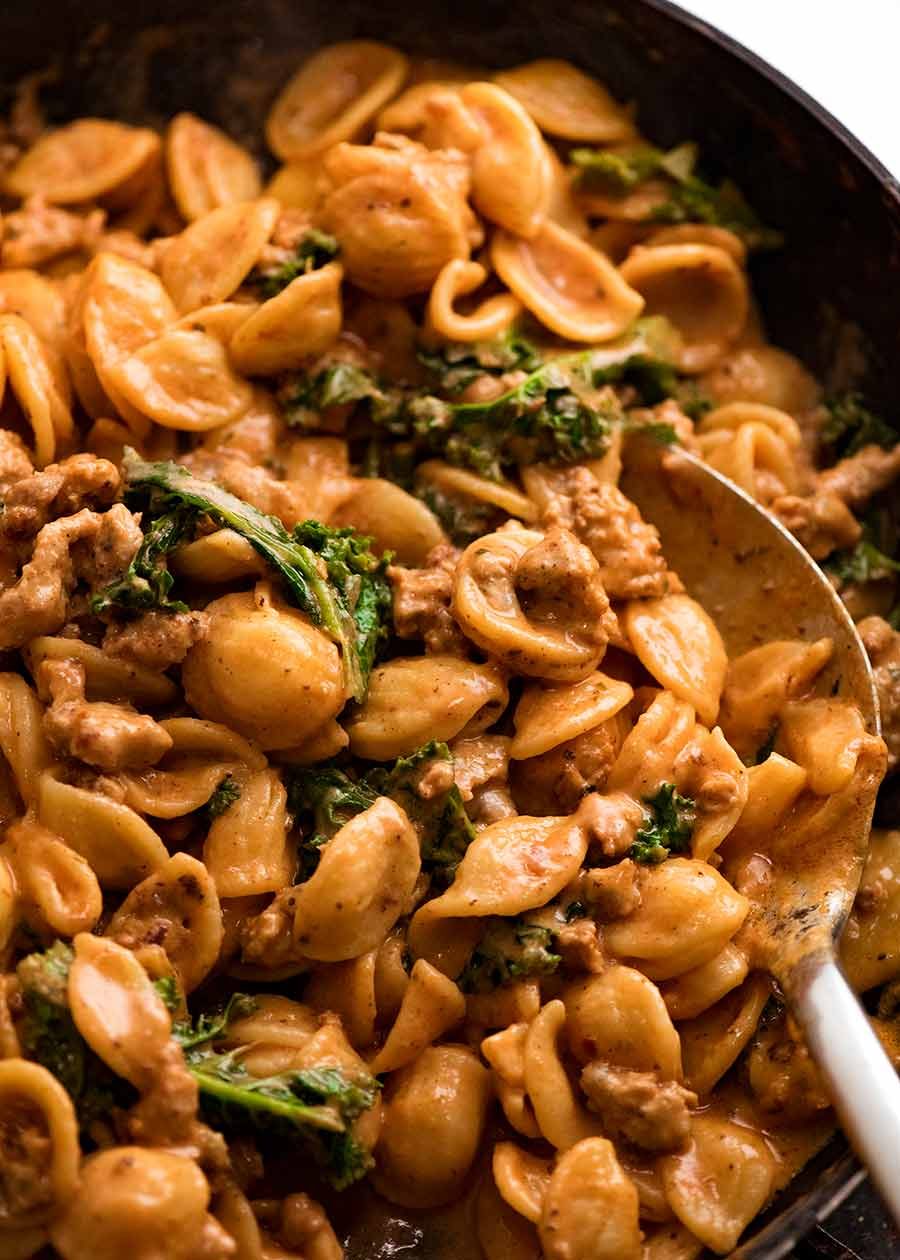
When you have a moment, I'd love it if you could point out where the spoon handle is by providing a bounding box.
[787,952,900,1227]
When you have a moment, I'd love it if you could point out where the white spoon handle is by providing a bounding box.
[786,953,900,1227]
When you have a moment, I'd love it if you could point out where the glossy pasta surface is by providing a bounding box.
[0,45,896,1260]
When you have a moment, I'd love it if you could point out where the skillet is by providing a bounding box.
[2,0,900,1252]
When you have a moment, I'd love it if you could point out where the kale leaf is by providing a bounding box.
[458,918,561,993]
[278,362,395,431]
[250,229,339,299]
[204,775,242,821]
[821,392,897,460]
[825,539,900,586]
[629,782,696,864]
[572,142,780,249]
[417,331,541,395]
[120,451,389,700]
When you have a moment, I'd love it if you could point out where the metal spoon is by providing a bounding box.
[621,437,900,1232]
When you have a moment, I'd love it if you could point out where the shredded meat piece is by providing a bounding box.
[556,919,605,974]
[771,491,862,560]
[581,859,641,921]
[817,443,900,510]
[0,1097,54,1220]
[0,195,104,267]
[574,791,645,858]
[580,1061,697,1152]
[515,525,610,629]
[255,1192,343,1259]
[539,466,673,599]
[182,448,309,528]
[38,657,173,771]
[510,720,624,815]
[103,610,210,671]
[0,453,120,544]
[0,431,33,493]
[0,508,102,650]
[389,542,467,654]
[858,615,900,768]
[240,888,306,969]
[81,502,143,589]
[88,228,158,268]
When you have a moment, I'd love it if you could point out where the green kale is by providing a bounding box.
[182,1049,379,1189]
[287,741,475,884]
[251,229,339,299]
[153,975,182,1014]
[821,392,897,460]
[367,740,475,882]
[293,520,392,684]
[170,992,258,1051]
[572,142,780,249]
[16,941,83,1097]
[277,362,396,431]
[458,918,561,993]
[404,359,622,481]
[90,508,193,616]
[17,941,133,1128]
[629,782,696,864]
[121,451,388,701]
[204,775,242,821]
[417,331,541,395]
[570,145,665,195]
[825,539,900,586]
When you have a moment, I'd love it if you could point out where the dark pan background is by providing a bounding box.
[2,0,900,1254]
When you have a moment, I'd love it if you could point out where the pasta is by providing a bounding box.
[0,43,893,1260]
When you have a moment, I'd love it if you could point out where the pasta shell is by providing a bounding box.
[841,828,900,993]
[26,635,179,708]
[661,943,750,1021]
[68,933,172,1085]
[659,1111,775,1253]
[476,1173,543,1260]
[305,952,378,1049]
[161,197,280,314]
[0,314,73,466]
[378,82,484,151]
[105,852,223,992]
[166,112,261,221]
[780,697,869,795]
[621,593,727,727]
[0,269,67,349]
[510,671,634,760]
[0,1059,80,1229]
[203,767,294,897]
[369,958,466,1074]
[525,1001,603,1150]
[5,816,102,938]
[698,401,802,446]
[539,1137,642,1260]
[0,672,52,807]
[112,326,254,431]
[374,1044,492,1209]
[330,475,445,565]
[347,656,508,760]
[5,119,160,204]
[563,966,682,1078]
[493,1143,552,1223]
[321,146,471,298]
[229,261,343,376]
[494,60,636,143]
[265,158,329,211]
[619,243,749,373]
[492,221,644,342]
[678,975,770,1095]
[700,344,821,412]
[426,259,523,343]
[38,767,168,889]
[461,81,551,238]
[645,223,747,262]
[603,858,750,981]
[266,41,410,161]
[290,797,421,961]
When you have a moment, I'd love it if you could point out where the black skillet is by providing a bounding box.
[2,0,899,1254]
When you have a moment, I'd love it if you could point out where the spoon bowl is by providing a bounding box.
[621,435,897,1232]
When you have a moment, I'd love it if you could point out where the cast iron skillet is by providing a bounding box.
[3,1,900,1254]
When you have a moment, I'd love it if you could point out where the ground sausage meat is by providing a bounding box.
[510,718,625,816]
[0,430,33,492]
[771,491,862,560]
[0,453,120,544]
[38,656,173,771]
[103,610,210,671]
[817,443,900,510]
[580,1061,697,1152]
[1,195,104,268]
[538,466,673,600]
[858,615,900,769]
[390,542,467,655]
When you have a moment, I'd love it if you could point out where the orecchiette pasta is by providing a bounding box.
[0,42,890,1260]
